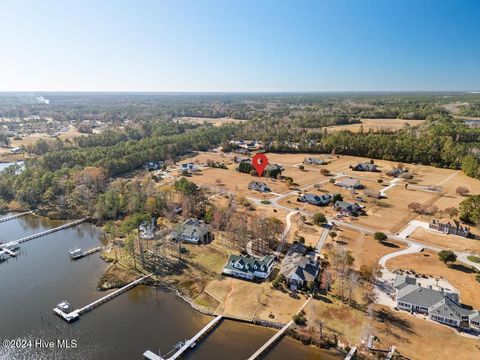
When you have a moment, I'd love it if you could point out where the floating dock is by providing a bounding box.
[54,273,153,323]
[70,246,103,260]
[0,211,33,224]
[143,315,223,360]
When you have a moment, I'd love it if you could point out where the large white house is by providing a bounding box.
[222,255,275,281]
[394,274,480,332]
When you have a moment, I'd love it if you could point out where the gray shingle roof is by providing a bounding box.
[224,255,274,274]
[397,285,446,308]
[430,298,474,320]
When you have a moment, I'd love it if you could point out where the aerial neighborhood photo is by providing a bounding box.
[1,1,479,359]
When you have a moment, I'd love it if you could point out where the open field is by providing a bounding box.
[189,167,287,199]
[322,229,407,271]
[386,250,480,307]
[175,116,248,126]
[411,227,480,253]
[285,213,321,247]
[325,118,424,133]
[205,277,308,323]
[370,304,480,360]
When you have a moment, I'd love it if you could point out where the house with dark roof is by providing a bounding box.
[429,218,470,238]
[144,161,165,171]
[172,218,211,245]
[335,178,363,190]
[298,193,332,206]
[332,200,364,216]
[179,163,197,173]
[394,275,480,331]
[387,167,409,178]
[303,157,325,165]
[248,181,270,193]
[351,162,378,172]
[280,244,320,290]
[222,254,275,281]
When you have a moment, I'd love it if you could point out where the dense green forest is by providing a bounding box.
[1,92,480,220]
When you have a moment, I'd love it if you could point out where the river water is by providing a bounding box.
[0,214,341,360]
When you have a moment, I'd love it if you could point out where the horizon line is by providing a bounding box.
[0,90,479,94]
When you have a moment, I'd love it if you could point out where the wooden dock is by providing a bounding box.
[345,346,357,360]
[70,246,103,260]
[54,273,153,322]
[4,218,87,248]
[143,314,223,360]
[247,297,312,360]
[385,346,396,360]
[0,211,33,224]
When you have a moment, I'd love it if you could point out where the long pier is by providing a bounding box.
[70,246,103,260]
[143,315,224,360]
[54,273,153,322]
[0,211,33,224]
[247,297,311,360]
[4,218,86,247]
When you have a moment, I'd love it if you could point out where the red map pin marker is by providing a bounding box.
[252,153,269,177]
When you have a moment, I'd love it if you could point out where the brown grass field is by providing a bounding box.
[325,118,424,133]
[204,277,308,323]
[411,227,480,253]
[370,304,480,360]
[386,250,480,307]
[322,229,407,271]
[175,116,248,126]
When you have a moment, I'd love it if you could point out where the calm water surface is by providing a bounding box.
[0,214,340,359]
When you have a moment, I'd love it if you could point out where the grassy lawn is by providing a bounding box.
[467,255,480,263]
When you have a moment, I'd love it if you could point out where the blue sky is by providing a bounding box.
[0,0,478,92]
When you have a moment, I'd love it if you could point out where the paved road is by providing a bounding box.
[203,168,480,270]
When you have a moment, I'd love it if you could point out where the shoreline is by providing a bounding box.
[97,261,345,358]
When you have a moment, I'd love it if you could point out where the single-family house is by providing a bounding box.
[172,218,211,245]
[179,163,197,173]
[9,147,23,154]
[144,161,164,171]
[332,200,364,216]
[280,244,320,290]
[139,218,156,240]
[234,156,251,164]
[298,193,332,206]
[248,181,270,192]
[303,157,325,165]
[388,167,408,178]
[351,162,378,172]
[222,254,275,281]
[429,219,470,238]
[335,178,363,190]
[394,274,480,331]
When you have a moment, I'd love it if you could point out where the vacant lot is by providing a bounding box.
[322,229,406,271]
[285,213,321,247]
[386,250,480,307]
[325,118,424,133]
[411,227,480,253]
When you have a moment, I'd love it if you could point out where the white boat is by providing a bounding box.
[56,301,71,312]
[69,247,82,259]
